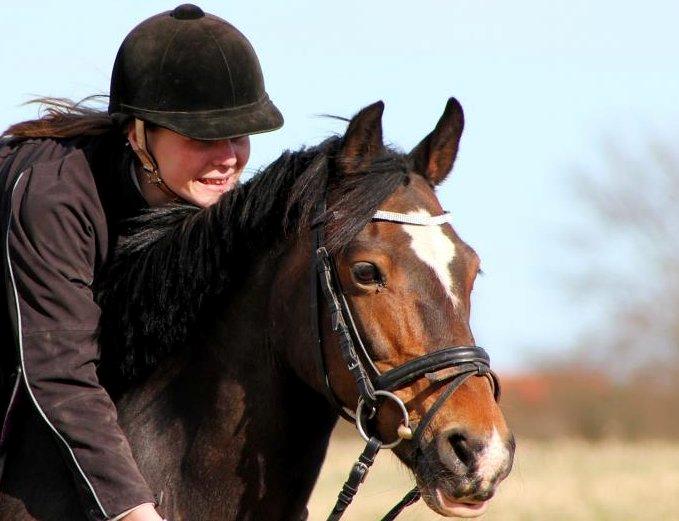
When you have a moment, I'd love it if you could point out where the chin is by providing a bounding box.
[179,187,224,208]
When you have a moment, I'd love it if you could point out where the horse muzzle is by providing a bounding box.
[413,427,515,518]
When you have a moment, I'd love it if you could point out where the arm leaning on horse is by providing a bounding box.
[4,155,157,520]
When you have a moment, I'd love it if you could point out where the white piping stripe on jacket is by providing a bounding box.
[0,366,22,444]
[4,171,109,519]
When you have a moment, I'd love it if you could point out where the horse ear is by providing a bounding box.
[409,97,464,185]
[337,101,385,175]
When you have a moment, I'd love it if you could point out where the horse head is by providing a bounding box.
[276,99,514,518]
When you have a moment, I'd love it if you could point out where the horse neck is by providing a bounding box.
[118,239,338,520]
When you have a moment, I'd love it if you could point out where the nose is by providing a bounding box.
[212,139,237,167]
[448,430,478,469]
[437,427,514,488]
[439,428,483,473]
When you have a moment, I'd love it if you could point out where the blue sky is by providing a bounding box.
[2,1,678,372]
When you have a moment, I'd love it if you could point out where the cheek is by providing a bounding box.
[165,155,204,183]
[235,139,251,168]
[153,140,203,177]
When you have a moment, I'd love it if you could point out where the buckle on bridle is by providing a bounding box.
[474,362,490,375]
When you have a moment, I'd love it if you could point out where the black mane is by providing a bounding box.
[97,136,409,388]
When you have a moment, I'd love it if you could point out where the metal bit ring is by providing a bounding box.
[356,390,410,449]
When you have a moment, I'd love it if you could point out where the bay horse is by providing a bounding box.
[0,98,514,520]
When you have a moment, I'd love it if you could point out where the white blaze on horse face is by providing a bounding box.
[401,209,459,307]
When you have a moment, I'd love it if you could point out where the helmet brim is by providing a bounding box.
[117,95,284,140]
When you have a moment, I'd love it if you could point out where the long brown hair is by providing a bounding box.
[2,95,128,139]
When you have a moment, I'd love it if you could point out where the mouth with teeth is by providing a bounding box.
[196,175,236,192]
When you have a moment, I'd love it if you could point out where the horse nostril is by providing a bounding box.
[447,430,475,468]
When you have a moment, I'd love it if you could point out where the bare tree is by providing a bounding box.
[565,137,679,376]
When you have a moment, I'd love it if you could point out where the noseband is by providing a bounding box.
[310,204,501,521]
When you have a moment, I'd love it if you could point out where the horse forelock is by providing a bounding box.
[96,136,409,390]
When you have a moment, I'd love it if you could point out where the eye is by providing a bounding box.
[351,262,383,285]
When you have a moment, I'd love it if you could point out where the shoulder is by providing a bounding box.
[4,141,112,266]
[10,138,107,224]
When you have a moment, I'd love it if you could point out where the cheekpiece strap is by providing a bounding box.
[311,203,357,422]
[316,247,377,409]
[372,210,450,226]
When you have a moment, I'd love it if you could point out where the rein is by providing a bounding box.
[309,204,500,520]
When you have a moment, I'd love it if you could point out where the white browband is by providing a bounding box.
[372,210,451,226]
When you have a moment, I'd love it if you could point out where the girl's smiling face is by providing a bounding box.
[129,124,251,208]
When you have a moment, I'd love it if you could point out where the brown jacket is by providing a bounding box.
[0,135,155,520]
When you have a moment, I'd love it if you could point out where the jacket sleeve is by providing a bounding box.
[4,157,155,520]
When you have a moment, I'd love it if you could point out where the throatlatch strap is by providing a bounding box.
[327,437,382,521]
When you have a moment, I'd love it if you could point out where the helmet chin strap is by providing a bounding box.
[130,118,180,201]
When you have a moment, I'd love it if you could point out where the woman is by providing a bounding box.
[0,4,282,521]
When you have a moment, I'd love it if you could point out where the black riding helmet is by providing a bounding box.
[108,3,283,140]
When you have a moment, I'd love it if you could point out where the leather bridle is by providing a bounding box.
[309,202,501,521]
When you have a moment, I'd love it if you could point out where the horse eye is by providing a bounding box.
[351,262,381,285]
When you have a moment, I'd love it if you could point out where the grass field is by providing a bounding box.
[307,429,679,520]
